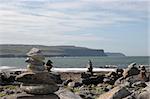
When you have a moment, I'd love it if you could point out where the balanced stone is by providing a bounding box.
[25,48,45,72]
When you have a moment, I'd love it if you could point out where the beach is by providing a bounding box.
[0,65,150,99]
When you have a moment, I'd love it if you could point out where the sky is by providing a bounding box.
[0,0,149,56]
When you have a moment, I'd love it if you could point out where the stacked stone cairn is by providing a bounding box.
[15,48,59,95]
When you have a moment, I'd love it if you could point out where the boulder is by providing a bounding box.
[123,65,139,78]
[98,86,131,99]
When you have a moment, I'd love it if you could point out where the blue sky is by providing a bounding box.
[0,0,149,56]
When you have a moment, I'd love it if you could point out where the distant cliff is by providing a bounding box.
[0,44,107,57]
[105,52,126,57]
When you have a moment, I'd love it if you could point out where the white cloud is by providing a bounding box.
[0,0,148,46]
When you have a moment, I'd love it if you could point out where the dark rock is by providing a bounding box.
[114,77,124,85]
[132,81,147,88]
[50,72,63,84]
[82,75,104,85]
[116,69,124,78]
[81,72,91,78]
[103,77,116,85]
[5,90,15,95]
[123,63,140,78]
[1,72,16,84]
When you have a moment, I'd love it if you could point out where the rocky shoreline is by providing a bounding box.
[0,48,149,99]
[0,65,150,99]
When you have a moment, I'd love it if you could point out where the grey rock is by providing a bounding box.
[98,86,131,99]
[16,72,56,84]
[20,84,59,94]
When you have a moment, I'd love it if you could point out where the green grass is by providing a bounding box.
[3,85,17,90]
[0,93,7,97]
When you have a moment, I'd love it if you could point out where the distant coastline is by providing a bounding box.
[0,44,125,58]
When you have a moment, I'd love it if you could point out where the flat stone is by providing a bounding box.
[16,72,56,84]
[20,84,59,94]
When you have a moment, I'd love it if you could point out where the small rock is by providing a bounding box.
[56,88,82,99]
[63,79,73,86]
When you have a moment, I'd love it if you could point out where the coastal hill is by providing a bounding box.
[0,44,125,57]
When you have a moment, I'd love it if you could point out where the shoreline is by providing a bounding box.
[0,67,116,73]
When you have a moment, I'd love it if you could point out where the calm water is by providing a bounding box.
[0,56,149,69]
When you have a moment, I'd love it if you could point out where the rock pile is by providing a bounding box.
[16,48,59,95]
[97,63,149,99]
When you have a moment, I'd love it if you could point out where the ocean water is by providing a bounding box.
[0,56,149,69]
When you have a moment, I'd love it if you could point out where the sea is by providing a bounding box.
[0,56,149,70]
